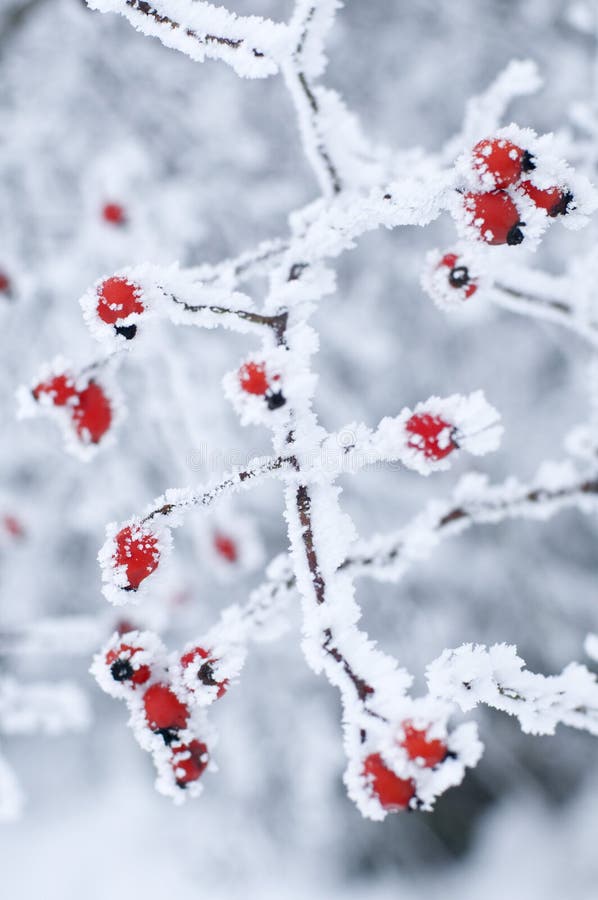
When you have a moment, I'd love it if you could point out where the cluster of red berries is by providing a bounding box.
[238,361,286,410]
[436,252,478,300]
[463,137,572,246]
[112,525,160,591]
[32,372,112,445]
[102,202,127,227]
[363,723,448,812]
[405,412,458,462]
[105,637,226,788]
[139,681,208,788]
[96,276,144,340]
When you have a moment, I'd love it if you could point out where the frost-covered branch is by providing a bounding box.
[427,643,598,737]
[86,0,290,77]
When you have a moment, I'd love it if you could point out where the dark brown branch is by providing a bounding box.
[288,4,342,195]
[142,456,290,522]
[295,481,376,705]
[169,294,289,343]
[125,0,266,57]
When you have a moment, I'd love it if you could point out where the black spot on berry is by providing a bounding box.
[155,727,180,745]
[506,224,525,246]
[266,391,286,410]
[115,323,137,340]
[448,266,470,288]
[521,150,536,173]
[110,659,134,682]
[549,190,573,218]
[197,662,217,687]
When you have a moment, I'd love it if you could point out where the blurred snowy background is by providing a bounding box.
[2,0,598,896]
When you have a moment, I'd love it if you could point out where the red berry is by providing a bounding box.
[71,381,112,444]
[363,753,416,812]
[114,525,160,590]
[143,684,189,731]
[97,277,143,325]
[172,740,209,787]
[0,272,10,294]
[519,181,572,217]
[401,723,447,768]
[181,646,228,699]
[105,642,151,686]
[32,374,77,406]
[239,361,270,396]
[214,532,238,563]
[472,138,533,190]
[438,253,477,299]
[464,191,524,246]
[3,515,24,539]
[102,203,126,225]
[406,413,457,461]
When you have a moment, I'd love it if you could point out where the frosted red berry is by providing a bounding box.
[472,138,534,190]
[71,381,112,444]
[438,253,477,299]
[239,362,270,396]
[519,181,572,217]
[0,272,10,294]
[181,646,228,699]
[401,723,447,768]
[102,203,126,226]
[214,532,238,563]
[105,642,151,686]
[32,374,77,406]
[363,753,416,812]
[143,683,189,731]
[406,413,457,460]
[172,740,209,787]
[464,191,525,246]
[113,525,160,590]
[97,277,143,326]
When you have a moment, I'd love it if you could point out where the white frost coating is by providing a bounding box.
[427,643,598,736]
[86,0,291,78]
[289,0,342,80]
